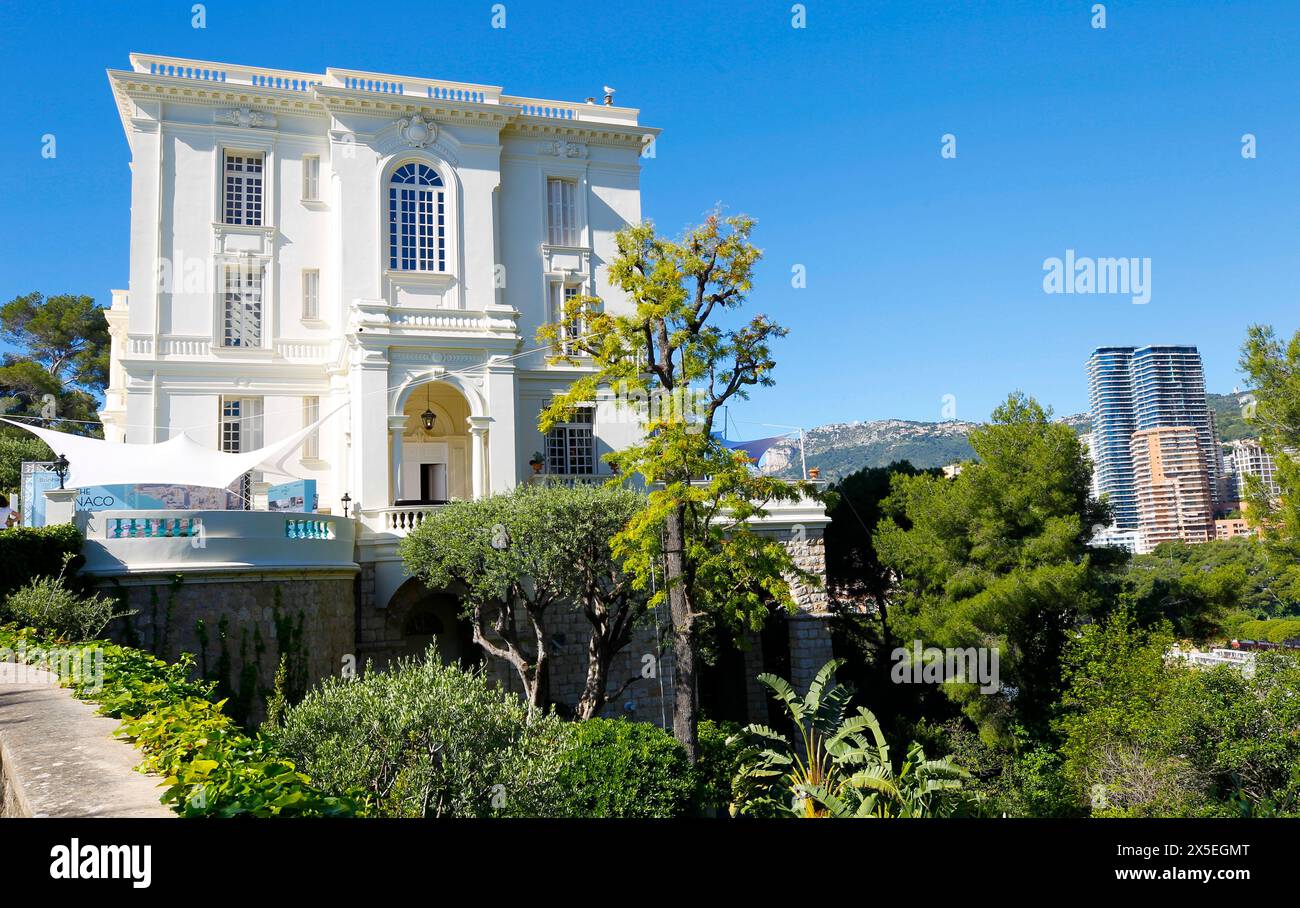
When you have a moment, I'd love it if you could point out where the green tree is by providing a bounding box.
[1059,609,1300,817]
[1056,607,1184,814]
[1119,537,1297,637]
[0,432,52,491]
[398,483,651,716]
[1239,325,1300,556]
[822,462,943,733]
[540,212,815,760]
[874,392,1115,743]
[0,292,108,436]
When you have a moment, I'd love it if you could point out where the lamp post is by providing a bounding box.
[52,453,70,490]
[341,492,351,518]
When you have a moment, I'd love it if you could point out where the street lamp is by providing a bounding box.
[341,492,351,518]
[52,453,70,490]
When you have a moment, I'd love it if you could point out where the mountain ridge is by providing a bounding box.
[763,392,1254,481]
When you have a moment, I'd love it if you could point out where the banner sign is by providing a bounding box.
[267,479,317,513]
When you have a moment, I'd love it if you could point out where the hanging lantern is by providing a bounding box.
[420,386,436,433]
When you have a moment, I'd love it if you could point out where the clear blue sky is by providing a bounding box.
[2,0,1297,433]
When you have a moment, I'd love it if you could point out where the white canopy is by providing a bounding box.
[3,405,343,490]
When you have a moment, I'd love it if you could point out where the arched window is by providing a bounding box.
[388,163,445,272]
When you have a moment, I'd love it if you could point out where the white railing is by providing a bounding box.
[325,67,501,104]
[275,340,331,361]
[159,335,209,357]
[129,54,322,92]
[388,309,518,333]
[528,473,610,487]
[126,55,640,126]
[376,505,444,535]
[501,95,639,125]
[78,509,355,575]
[126,335,154,356]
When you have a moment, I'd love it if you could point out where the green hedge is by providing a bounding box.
[553,717,699,818]
[0,624,355,817]
[0,524,83,597]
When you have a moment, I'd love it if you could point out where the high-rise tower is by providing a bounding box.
[1087,345,1219,530]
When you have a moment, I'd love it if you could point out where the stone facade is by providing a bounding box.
[353,521,832,729]
[101,570,356,726]
[81,511,832,731]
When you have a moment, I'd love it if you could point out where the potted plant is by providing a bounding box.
[529,451,545,474]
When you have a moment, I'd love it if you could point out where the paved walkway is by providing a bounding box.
[0,661,172,818]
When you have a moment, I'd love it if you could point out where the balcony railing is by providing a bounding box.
[371,504,445,536]
[527,473,611,488]
[78,509,356,576]
[125,55,641,126]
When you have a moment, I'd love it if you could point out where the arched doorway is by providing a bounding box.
[394,381,472,504]
[401,592,480,667]
[383,578,482,669]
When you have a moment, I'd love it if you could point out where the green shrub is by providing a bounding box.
[3,573,130,641]
[553,717,697,818]
[0,625,354,817]
[0,524,82,597]
[695,718,745,816]
[269,652,571,817]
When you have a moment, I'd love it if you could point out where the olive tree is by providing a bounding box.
[398,483,652,717]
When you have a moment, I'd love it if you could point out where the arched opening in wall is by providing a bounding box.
[394,380,472,505]
[401,592,480,667]
[385,578,482,669]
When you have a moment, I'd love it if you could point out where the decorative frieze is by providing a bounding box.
[215,107,278,128]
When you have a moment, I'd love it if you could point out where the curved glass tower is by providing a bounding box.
[1086,345,1218,531]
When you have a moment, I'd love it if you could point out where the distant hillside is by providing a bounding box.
[1207,391,1259,442]
[765,393,1254,482]
[764,419,981,481]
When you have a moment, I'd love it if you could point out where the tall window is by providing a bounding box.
[302,396,320,460]
[546,405,594,475]
[302,154,320,201]
[388,163,445,271]
[546,178,578,246]
[302,268,320,320]
[222,264,263,347]
[550,282,582,355]
[223,151,264,226]
[221,397,263,510]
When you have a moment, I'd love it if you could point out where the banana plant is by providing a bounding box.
[729,659,973,818]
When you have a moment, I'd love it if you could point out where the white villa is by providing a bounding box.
[68,54,832,724]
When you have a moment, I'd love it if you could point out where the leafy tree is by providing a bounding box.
[729,660,973,818]
[1239,325,1300,556]
[540,212,815,760]
[0,292,108,436]
[0,431,52,491]
[1119,537,1298,637]
[1160,653,1300,815]
[398,483,651,716]
[874,392,1115,744]
[1056,607,1181,814]
[822,461,947,735]
[1059,606,1300,817]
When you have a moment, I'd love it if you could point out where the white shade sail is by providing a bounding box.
[3,405,343,490]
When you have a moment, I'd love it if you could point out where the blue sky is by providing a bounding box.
[2,0,1297,433]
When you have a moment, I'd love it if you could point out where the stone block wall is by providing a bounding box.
[101,570,357,727]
